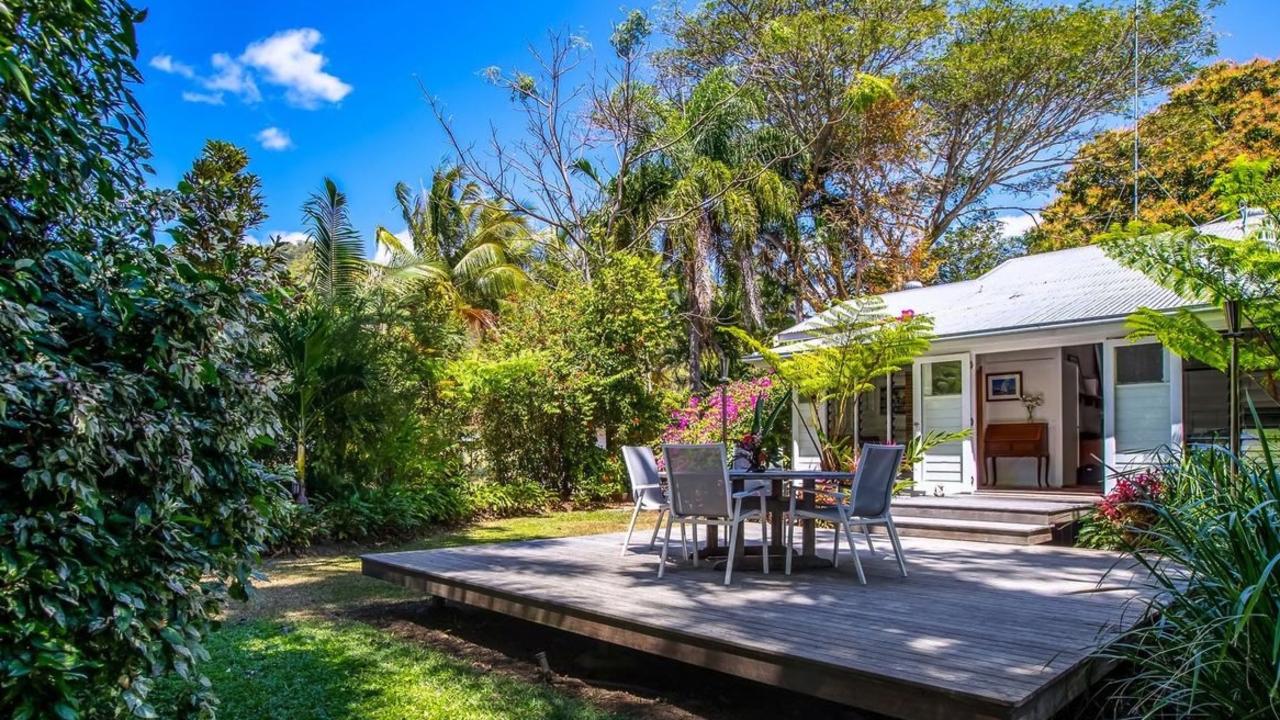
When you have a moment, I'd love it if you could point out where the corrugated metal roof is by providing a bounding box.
[777,212,1272,345]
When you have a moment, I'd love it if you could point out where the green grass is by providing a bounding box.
[156,620,617,720]
[155,508,651,719]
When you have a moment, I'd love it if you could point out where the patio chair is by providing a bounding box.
[620,446,687,558]
[660,444,769,585]
[784,443,907,584]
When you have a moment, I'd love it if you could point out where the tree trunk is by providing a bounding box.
[735,239,766,332]
[685,212,716,392]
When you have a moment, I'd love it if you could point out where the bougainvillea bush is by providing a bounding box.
[659,376,787,461]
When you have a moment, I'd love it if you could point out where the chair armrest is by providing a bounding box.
[732,488,769,499]
[632,483,663,490]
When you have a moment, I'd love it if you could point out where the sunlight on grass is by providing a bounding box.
[235,508,654,622]
[156,620,619,720]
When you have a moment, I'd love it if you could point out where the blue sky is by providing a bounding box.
[136,1,1280,253]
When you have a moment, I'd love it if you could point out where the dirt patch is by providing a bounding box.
[342,599,879,720]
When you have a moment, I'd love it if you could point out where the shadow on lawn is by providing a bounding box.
[342,598,876,720]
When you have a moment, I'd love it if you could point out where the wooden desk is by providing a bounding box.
[983,422,1049,487]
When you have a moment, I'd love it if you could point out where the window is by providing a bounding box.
[926,360,962,396]
[1116,344,1165,384]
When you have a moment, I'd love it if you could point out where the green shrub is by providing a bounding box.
[1099,437,1280,717]
[466,479,554,518]
[451,252,677,503]
[0,6,291,716]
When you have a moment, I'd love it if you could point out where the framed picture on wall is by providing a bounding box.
[985,371,1022,401]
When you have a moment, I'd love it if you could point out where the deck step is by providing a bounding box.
[891,498,1093,526]
[875,517,1054,545]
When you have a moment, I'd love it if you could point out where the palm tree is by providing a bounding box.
[651,69,796,390]
[275,178,372,503]
[374,166,535,331]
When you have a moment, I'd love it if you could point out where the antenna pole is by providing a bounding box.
[1132,0,1140,222]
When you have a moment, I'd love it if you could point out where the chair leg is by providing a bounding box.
[832,524,841,568]
[657,515,674,578]
[680,522,688,561]
[863,523,875,553]
[785,514,795,576]
[725,517,741,586]
[648,508,665,549]
[842,521,866,585]
[886,517,908,578]
[691,523,699,567]
[759,497,769,575]
[621,498,643,557]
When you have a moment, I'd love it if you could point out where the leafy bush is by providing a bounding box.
[1076,469,1166,550]
[1098,437,1280,717]
[451,252,677,502]
[466,478,554,518]
[0,6,291,716]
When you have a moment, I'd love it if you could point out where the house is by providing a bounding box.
[774,214,1275,494]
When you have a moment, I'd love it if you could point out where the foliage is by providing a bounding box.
[374,165,535,332]
[274,178,467,511]
[450,252,678,499]
[0,6,291,714]
[1040,59,1280,249]
[1076,470,1167,550]
[1102,158,1280,402]
[659,0,1214,298]
[932,212,1029,283]
[731,297,934,469]
[1097,435,1280,718]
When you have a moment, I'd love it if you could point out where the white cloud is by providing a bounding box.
[181,90,224,105]
[205,53,261,103]
[152,29,349,109]
[272,230,309,245]
[255,127,293,151]
[240,28,352,109]
[997,212,1041,238]
[150,54,195,78]
[372,229,411,266]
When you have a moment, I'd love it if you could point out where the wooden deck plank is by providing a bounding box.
[363,531,1149,720]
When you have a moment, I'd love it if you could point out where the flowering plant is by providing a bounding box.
[1020,391,1044,421]
[659,375,785,467]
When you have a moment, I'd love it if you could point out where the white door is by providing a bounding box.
[792,391,827,470]
[912,354,976,493]
[1102,339,1181,490]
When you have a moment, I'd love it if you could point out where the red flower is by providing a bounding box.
[899,309,916,321]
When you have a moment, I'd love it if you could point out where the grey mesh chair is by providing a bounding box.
[784,444,907,584]
[620,446,686,557]
[660,444,769,585]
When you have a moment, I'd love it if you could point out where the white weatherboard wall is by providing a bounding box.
[978,348,1065,488]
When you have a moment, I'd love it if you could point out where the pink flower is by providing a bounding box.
[899,309,915,321]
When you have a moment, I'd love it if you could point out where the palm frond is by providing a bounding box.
[303,177,367,302]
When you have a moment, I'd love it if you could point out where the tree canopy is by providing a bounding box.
[1039,58,1280,249]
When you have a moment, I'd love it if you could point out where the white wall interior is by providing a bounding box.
[977,348,1064,488]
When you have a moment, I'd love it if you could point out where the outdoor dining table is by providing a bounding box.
[659,468,858,572]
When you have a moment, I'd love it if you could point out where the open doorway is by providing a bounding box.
[974,345,1104,492]
[1063,344,1104,489]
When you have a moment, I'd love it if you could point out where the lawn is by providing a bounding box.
[155,509,657,720]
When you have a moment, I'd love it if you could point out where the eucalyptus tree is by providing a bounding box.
[661,0,1216,303]
[374,165,535,332]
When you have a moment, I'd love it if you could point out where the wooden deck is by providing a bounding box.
[363,530,1150,720]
